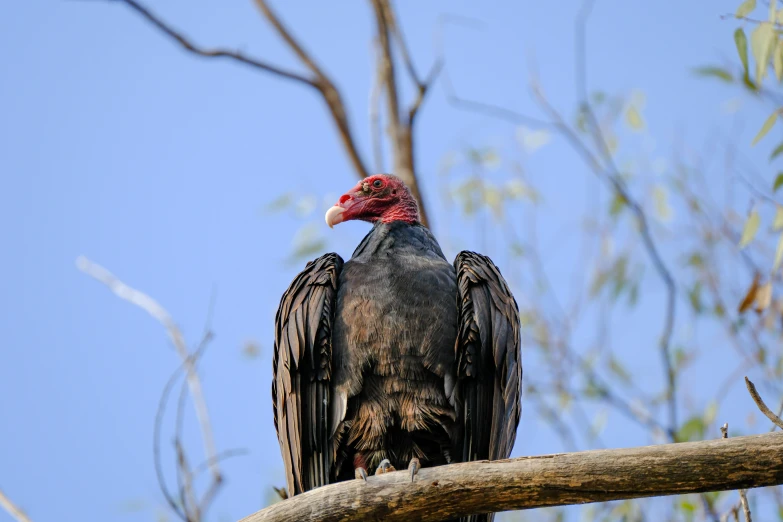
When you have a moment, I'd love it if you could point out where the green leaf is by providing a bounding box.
[264,192,293,213]
[774,232,783,272]
[751,22,777,83]
[775,39,783,81]
[774,205,783,230]
[609,192,627,217]
[704,400,718,425]
[771,145,783,162]
[677,416,706,442]
[653,185,673,222]
[736,28,750,78]
[687,253,705,268]
[688,281,703,314]
[590,270,610,297]
[693,66,734,82]
[739,208,761,248]
[743,73,759,91]
[627,282,639,307]
[625,105,644,130]
[753,110,779,146]
[608,356,632,383]
[736,0,757,18]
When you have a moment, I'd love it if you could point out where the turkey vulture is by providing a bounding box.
[273,174,521,521]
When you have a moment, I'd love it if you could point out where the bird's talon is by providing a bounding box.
[408,457,420,482]
[355,467,368,481]
[375,458,396,475]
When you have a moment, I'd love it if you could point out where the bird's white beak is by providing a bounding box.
[325,205,346,229]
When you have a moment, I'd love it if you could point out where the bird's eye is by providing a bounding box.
[372,180,383,189]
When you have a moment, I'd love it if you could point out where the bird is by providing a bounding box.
[273,174,522,521]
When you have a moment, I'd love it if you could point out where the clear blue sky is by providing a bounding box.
[0,0,770,521]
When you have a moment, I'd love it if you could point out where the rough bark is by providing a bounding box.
[240,432,783,522]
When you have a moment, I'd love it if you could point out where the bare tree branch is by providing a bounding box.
[76,256,221,485]
[240,432,783,522]
[0,489,33,522]
[107,0,371,183]
[573,0,679,438]
[745,376,783,430]
[739,490,753,522]
[436,16,553,129]
[407,59,443,126]
[439,3,679,442]
[368,0,431,227]
[249,0,373,183]
[114,0,314,85]
[370,0,403,150]
[719,422,753,522]
[386,2,422,88]
[369,41,385,173]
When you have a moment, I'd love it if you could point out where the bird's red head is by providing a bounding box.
[325,174,420,228]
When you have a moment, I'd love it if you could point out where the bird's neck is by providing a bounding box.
[378,198,419,225]
[351,221,447,261]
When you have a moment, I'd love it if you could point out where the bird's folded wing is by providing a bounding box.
[273,252,343,495]
[454,251,522,463]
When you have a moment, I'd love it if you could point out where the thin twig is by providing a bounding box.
[249,0,370,182]
[176,438,200,521]
[106,0,371,182]
[114,0,314,85]
[739,490,753,522]
[719,422,753,522]
[408,59,443,126]
[386,2,421,87]
[0,489,33,522]
[154,352,192,519]
[435,15,553,129]
[745,376,783,429]
[369,40,385,173]
[573,0,678,437]
[190,448,250,478]
[77,256,222,485]
[383,1,442,125]
[174,310,215,520]
[152,331,213,522]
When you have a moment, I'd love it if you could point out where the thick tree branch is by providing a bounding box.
[370,0,403,147]
[241,432,783,522]
[369,41,385,173]
[368,0,431,227]
[0,489,33,522]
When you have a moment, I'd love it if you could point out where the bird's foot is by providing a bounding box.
[375,458,396,475]
[408,457,420,482]
[355,467,368,481]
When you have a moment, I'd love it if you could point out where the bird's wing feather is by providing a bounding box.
[273,253,343,496]
[454,251,522,463]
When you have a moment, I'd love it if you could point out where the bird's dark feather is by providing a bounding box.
[274,222,522,522]
[273,253,343,495]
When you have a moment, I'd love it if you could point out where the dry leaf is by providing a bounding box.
[755,281,773,313]
[739,272,761,313]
